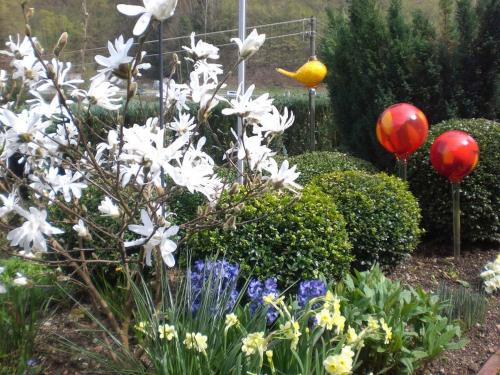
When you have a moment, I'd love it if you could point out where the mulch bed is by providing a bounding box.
[390,243,499,375]
[33,243,499,374]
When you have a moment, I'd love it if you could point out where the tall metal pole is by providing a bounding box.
[237,0,246,183]
[158,21,164,129]
[452,183,461,258]
[308,16,316,151]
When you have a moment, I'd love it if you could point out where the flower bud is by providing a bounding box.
[113,63,131,80]
[128,81,138,99]
[229,183,240,195]
[26,8,35,20]
[223,216,237,231]
[46,63,56,80]
[53,32,68,57]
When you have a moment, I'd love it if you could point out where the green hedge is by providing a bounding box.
[312,171,422,269]
[187,186,353,287]
[86,94,337,160]
[408,118,500,243]
[280,151,378,185]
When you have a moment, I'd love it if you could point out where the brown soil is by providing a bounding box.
[32,244,500,374]
[391,244,500,375]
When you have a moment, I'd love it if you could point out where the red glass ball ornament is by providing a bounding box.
[376,103,429,161]
[430,130,479,183]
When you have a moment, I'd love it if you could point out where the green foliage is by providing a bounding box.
[311,171,422,269]
[322,0,499,168]
[188,187,353,287]
[0,258,59,374]
[336,266,466,374]
[437,283,487,330]
[408,118,500,243]
[279,151,377,185]
[72,263,464,375]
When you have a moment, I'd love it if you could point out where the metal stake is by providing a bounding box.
[237,0,246,183]
[158,21,164,129]
[308,16,316,151]
[397,159,408,180]
[452,182,461,258]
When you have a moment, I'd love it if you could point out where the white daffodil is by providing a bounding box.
[94,36,134,79]
[117,0,178,36]
[73,219,90,239]
[255,106,295,137]
[13,273,29,286]
[124,209,179,267]
[231,29,266,59]
[221,84,273,124]
[263,159,302,193]
[7,207,64,253]
[98,197,120,218]
[0,191,19,218]
[183,33,219,61]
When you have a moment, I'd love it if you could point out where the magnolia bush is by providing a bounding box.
[0,0,300,346]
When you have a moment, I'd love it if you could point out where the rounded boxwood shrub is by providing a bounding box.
[408,119,500,243]
[311,171,422,269]
[188,186,353,287]
[278,151,378,185]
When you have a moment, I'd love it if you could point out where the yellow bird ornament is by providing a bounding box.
[276,58,327,88]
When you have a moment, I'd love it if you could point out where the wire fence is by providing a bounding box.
[62,17,327,90]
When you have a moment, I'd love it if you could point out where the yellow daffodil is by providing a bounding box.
[158,324,177,341]
[184,332,208,354]
[323,345,355,375]
[380,318,393,344]
[242,332,267,357]
[225,313,240,334]
[280,319,301,350]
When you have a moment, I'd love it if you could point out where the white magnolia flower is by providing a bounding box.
[74,75,122,111]
[263,159,302,193]
[221,84,273,124]
[0,70,7,92]
[98,197,121,218]
[0,109,47,159]
[7,207,64,253]
[170,139,223,201]
[168,112,196,135]
[0,192,19,218]
[117,0,178,36]
[162,79,190,111]
[11,54,44,83]
[94,36,134,78]
[13,273,29,286]
[0,35,35,59]
[255,106,295,137]
[30,168,87,203]
[183,33,219,60]
[227,130,275,172]
[35,59,83,93]
[73,219,90,238]
[231,29,266,59]
[124,209,179,267]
